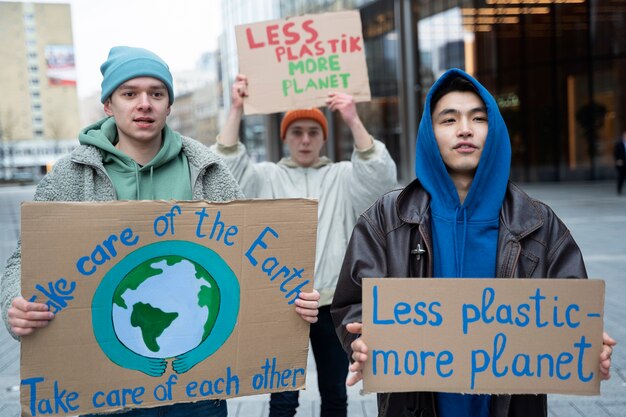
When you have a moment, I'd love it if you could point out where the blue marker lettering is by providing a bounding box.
[574,335,593,382]
[372,285,393,325]
[245,227,279,266]
[529,288,548,328]
[565,304,580,328]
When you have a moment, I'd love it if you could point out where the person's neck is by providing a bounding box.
[450,174,473,204]
[116,135,163,166]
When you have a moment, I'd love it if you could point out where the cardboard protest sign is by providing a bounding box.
[362,278,605,395]
[235,10,371,114]
[19,199,317,416]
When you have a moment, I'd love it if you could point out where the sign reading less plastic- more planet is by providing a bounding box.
[235,11,371,115]
[362,278,605,395]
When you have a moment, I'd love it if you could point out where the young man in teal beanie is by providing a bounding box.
[331,68,616,417]
[0,46,321,417]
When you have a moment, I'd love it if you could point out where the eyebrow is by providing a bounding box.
[435,106,487,118]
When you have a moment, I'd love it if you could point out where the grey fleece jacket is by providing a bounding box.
[1,136,244,338]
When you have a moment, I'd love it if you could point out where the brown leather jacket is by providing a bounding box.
[331,179,587,417]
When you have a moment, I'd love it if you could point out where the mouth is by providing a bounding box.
[134,117,155,123]
[454,142,477,152]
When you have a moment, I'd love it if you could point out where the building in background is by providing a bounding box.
[219,0,282,161]
[169,50,224,145]
[219,0,626,184]
[0,1,80,180]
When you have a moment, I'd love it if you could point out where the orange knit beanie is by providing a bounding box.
[280,108,328,140]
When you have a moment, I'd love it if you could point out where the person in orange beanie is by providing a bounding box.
[212,74,397,417]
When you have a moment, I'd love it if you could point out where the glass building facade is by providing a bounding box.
[273,0,626,184]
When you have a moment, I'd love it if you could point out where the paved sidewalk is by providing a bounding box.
[0,181,624,417]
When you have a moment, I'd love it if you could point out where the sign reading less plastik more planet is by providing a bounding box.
[362,278,605,395]
[235,11,371,115]
[19,199,317,416]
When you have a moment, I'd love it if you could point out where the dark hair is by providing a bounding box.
[430,75,482,113]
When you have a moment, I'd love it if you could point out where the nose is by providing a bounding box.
[301,133,312,144]
[136,93,151,111]
[457,118,473,138]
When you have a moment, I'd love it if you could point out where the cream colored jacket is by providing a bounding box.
[211,139,397,306]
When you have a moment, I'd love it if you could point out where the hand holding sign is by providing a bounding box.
[7,296,54,337]
[600,332,616,380]
[231,74,249,110]
[326,92,373,149]
[217,74,249,148]
[346,322,368,386]
[294,289,321,324]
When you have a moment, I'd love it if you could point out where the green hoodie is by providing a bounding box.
[79,117,192,200]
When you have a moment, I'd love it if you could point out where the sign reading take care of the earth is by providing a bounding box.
[19,199,317,417]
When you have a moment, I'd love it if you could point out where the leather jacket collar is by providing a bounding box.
[395,178,545,242]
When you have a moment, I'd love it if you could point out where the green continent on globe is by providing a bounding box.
[130,302,179,352]
[113,255,188,309]
[198,284,220,340]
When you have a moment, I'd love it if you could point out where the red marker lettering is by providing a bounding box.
[245,28,264,49]
[283,22,300,45]
[302,19,319,43]
[266,24,280,45]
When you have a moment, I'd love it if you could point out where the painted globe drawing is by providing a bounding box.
[92,241,240,376]
[111,255,220,358]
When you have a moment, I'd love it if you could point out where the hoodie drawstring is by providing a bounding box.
[150,166,155,200]
[453,206,469,278]
[133,164,156,200]
[130,164,158,200]
[134,164,141,200]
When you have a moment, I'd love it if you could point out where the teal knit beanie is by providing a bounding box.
[100,46,174,104]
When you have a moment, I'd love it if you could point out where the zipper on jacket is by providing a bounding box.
[305,169,310,197]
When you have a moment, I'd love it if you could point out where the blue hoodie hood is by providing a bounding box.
[415,68,511,279]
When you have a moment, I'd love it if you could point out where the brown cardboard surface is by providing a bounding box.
[362,278,604,395]
[235,10,371,115]
[19,199,318,416]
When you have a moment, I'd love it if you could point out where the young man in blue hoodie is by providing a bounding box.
[330,68,616,417]
[1,46,320,417]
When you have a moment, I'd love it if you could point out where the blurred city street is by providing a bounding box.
[0,181,624,417]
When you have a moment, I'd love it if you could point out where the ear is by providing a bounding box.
[166,105,171,116]
[103,99,114,116]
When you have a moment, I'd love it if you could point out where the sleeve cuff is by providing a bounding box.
[354,136,377,160]
[215,135,242,155]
